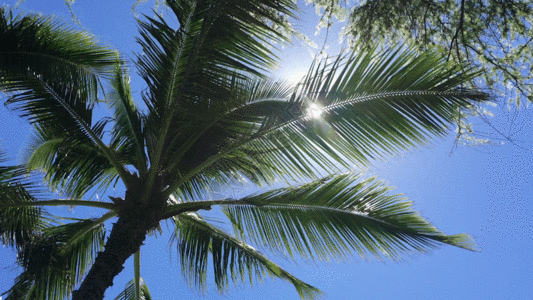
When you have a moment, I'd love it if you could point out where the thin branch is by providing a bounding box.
[447,0,465,61]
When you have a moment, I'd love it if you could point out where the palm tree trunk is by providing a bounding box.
[71,211,154,300]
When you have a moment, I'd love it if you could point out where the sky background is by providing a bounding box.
[1,0,533,299]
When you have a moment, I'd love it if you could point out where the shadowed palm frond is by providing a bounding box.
[107,55,148,175]
[0,7,133,196]
[168,76,297,201]
[23,124,119,198]
[2,218,106,300]
[0,150,45,249]
[0,6,116,127]
[171,213,323,300]
[222,173,475,263]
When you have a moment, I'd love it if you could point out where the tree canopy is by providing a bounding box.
[308,0,532,106]
[1,1,490,299]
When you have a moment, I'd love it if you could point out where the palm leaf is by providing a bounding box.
[171,213,323,300]
[166,45,489,197]
[0,6,115,126]
[243,45,489,173]
[0,7,133,195]
[222,173,475,263]
[107,54,148,174]
[0,150,44,249]
[167,76,297,201]
[134,0,297,177]
[24,124,119,198]
[2,218,106,300]
[114,277,152,300]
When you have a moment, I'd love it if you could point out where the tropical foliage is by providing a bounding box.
[1,0,488,299]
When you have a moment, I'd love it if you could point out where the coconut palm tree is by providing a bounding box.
[0,0,488,299]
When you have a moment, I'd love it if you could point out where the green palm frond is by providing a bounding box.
[24,124,119,198]
[2,218,106,300]
[242,45,489,173]
[135,0,296,173]
[171,213,323,300]
[0,6,116,125]
[222,173,475,263]
[114,277,152,300]
[0,7,134,195]
[0,150,44,249]
[107,54,148,174]
[168,76,297,201]
[167,45,489,197]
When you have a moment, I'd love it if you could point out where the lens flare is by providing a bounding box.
[308,103,323,119]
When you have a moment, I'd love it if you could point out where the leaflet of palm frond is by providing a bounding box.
[113,277,152,300]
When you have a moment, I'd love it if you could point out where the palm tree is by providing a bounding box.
[0,0,488,299]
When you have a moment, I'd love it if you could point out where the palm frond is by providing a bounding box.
[24,124,119,198]
[0,7,134,196]
[134,0,296,173]
[114,277,152,300]
[0,150,44,249]
[222,173,475,263]
[170,213,323,300]
[166,45,489,197]
[243,45,489,173]
[167,76,297,200]
[2,218,106,300]
[107,54,147,174]
[0,6,116,126]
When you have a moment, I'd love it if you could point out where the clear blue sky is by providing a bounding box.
[1,1,533,299]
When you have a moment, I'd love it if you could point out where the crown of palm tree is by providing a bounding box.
[0,1,487,299]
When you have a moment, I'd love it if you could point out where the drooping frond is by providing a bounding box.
[0,7,132,196]
[0,6,116,126]
[171,213,323,300]
[222,173,475,263]
[24,124,119,198]
[113,277,152,300]
[2,219,106,300]
[0,150,44,249]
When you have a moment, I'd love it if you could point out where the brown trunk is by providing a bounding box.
[71,198,162,300]
[72,174,167,300]
[71,215,145,299]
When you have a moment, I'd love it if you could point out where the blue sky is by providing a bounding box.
[1,1,533,299]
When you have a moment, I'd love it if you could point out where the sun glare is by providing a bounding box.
[307,103,323,119]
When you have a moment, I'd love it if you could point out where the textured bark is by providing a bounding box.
[71,214,149,300]
[72,182,165,300]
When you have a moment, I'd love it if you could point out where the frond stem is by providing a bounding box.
[0,199,116,211]
[64,211,117,248]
